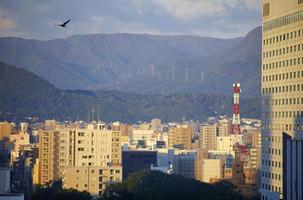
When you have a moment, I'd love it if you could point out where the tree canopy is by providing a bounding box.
[102,170,244,200]
[31,180,91,200]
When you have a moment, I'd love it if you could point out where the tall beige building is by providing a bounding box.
[168,125,193,150]
[200,125,218,150]
[261,1,303,199]
[39,130,59,184]
[38,123,122,186]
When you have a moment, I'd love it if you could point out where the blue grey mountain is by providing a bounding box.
[0,27,261,97]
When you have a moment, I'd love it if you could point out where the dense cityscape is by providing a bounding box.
[0,100,262,199]
[0,0,303,200]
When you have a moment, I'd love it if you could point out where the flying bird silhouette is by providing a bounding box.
[57,19,71,27]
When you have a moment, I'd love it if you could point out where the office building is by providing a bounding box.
[261,0,303,199]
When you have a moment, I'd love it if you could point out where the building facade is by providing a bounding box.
[285,136,303,200]
[261,0,303,199]
[200,125,218,151]
[62,166,122,196]
[168,125,193,150]
[38,123,122,186]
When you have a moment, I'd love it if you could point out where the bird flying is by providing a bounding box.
[57,19,71,27]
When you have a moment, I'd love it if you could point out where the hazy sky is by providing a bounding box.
[0,0,261,40]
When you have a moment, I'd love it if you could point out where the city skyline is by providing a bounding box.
[1,1,303,200]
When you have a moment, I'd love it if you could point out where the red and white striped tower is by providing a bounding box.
[232,83,241,135]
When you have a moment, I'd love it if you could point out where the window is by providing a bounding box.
[263,3,270,17]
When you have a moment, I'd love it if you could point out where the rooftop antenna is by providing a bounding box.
[91,107,95,122]
[97,104,100,122]
[87,110,90,123]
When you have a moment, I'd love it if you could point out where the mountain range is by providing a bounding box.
[0,61,260,123]
[0,27,261,97]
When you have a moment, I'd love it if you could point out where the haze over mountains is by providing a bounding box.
[0,62,260,122]
[0,27,261,97]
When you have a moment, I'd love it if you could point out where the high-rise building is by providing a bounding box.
[261,1,303,199]
[168,125,193,150]
[38,130,59,185]
[38,123,121,186]
[200,125,218,150]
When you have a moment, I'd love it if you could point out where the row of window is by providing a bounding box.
[261,183,281,194]
[261,171,282,181]
[262,123,302,132]
[262,70,303,82]
[262,84,303,94]
[262,148,282,156]
[262,159,282,168]
[263,10,303,32]
[264,98,303,106]
[263,57,303,71]
[263,111,303,119]
[263,43,303,59]
[262,136,281,143]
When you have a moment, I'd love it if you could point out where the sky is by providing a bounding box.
[0,0,261,40]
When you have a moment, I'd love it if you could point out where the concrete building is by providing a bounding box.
[168,125,193,150]
[38,130,59,185]
[200,125,218,150]
[62,166,122,196]
[38,123,122,186]
[261,0,303,199]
